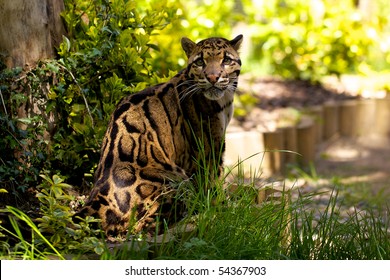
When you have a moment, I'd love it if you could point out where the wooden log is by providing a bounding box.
[297,117,315,166]
[339,100,359,137]
[263,129,285,176]
[357,99,376,136]
[280,126,297,166]
[225,130,265,175]
[323,101,339,140]
[302,105,324,144]
[374,97,390,137]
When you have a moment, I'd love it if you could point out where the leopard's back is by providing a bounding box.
[78,83,191,235]
[76,35,243,236]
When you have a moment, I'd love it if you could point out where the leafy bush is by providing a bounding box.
[244,0,383,81]
[36,174,104,255]
[0,66,48,203]
[51,0,179,185]
[0,0,179,200]
[149,0,242,72]
[0,0,245,201]
[0,174,104,259]
[154,0,389,81]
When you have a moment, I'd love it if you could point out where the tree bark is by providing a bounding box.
[0,0,66,68]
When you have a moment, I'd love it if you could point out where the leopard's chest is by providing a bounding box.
[216,91,234,130]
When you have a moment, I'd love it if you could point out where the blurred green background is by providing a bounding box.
[152,0,390,81]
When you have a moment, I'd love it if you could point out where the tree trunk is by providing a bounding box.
[0,0,66,164]
[0,0,66,68]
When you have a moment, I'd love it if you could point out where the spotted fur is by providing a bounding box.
[76,35,243,236]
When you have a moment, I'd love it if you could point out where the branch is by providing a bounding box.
[57,63,94,129]
[0,88,8,117]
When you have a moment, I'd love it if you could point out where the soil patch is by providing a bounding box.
[315,135,390,196]
[237,75,355,111]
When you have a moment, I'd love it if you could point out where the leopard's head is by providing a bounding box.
[181,35,243,101]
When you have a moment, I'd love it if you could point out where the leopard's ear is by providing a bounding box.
[181,37,197,58]
[230,35,243,51]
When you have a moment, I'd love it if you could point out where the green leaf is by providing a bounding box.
[52,174,64,185]
[39,174,53,185]
[17,118,33,125]
[46,62,60,73]
[61,35,71,53]
[147,43,160,51]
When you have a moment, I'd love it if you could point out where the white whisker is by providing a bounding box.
[178,83,201,103]
[180,88,200,103]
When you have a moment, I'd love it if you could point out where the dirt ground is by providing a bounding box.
[236,75,390,200]
[315,135,390,196]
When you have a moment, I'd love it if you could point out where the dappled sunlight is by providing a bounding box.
[315,136,390,195]
[319,139,369,162]
[340,171,389,188]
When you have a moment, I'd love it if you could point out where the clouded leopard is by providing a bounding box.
[76,35,243,236]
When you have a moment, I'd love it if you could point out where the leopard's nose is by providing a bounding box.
[207,74,219,84]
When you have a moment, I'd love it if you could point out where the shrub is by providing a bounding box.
[244,0,383,81]
[0,0,179,200]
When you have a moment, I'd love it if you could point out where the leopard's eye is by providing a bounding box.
[194,59,205,67]
[222,57,232,65]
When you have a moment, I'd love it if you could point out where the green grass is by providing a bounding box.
[289,191,389,259]
[1,163,389,260]
[102,179,389,260]
[0,206,64,260]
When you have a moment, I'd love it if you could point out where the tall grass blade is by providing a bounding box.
[2,206,65,260]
